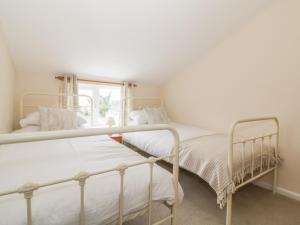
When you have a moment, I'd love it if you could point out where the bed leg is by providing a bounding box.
[273,167,278,194]
[226,194,232,225]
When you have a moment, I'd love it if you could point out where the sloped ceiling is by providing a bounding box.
[0,0,274,84]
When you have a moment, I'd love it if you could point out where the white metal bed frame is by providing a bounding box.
[20,92,94,125]
[226,117,279,225]
[0,125,180,225]
[123,97,280,225]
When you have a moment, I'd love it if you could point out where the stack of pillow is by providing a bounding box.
[16,106,170,132]
[16,107,87,133]
[128,107,171,125]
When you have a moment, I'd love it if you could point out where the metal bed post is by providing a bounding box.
[75,171,91,225]
[226,121,235,225]
[147,157,156,225]
[171,129,180,225]
[117,163,128,225]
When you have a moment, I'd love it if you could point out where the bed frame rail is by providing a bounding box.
[0,125,179,225]
[226,117,279,225]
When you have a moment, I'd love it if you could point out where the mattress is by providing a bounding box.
[123,122,278,208]
[0,135,183,225]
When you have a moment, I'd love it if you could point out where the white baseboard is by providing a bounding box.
[253,181,300,202]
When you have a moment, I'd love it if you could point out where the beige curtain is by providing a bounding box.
[122,82,136,126]
[59,74,79,109]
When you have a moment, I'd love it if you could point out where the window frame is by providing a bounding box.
[78,81,124,127]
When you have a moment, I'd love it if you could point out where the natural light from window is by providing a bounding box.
[78,83,122,127]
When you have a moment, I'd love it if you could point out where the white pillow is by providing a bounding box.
[20,111,40,128]
[143,107,167,124]
[20,111,87,128]
[128,110,148,125]
[13,126,40,133]
[39,107,78,131]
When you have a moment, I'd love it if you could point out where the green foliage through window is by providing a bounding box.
[99,93,112,117]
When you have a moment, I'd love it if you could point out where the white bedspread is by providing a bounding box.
[0,135,183,225]
[124,123,278,208]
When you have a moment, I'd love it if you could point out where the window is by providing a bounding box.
[78,83,123,127]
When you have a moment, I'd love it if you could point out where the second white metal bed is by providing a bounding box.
[0,125,182,225]
[122,97,280,225]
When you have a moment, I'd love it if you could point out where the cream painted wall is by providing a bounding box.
[163,0,300,195]
[0,27,15,133]
[14,71,161,128]
[133,83,161,98]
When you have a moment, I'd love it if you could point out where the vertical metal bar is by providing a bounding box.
[118,165,127,225]
[119,173,124,225]
[260,137,264,173]
[241,142,245,183]
[79,180,86,225]
[75,172,90,225]
[226,121,235,225]
[228,137,234,186]
[251,139,255,178]
[267,135,271,169]
[170,129,180,225]
[148,161,154,225]
[273,119,280,194]
[24,191,33,225]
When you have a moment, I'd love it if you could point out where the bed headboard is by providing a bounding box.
[20,92,94,125]
[122,97,163,126]
[123,97,163,110]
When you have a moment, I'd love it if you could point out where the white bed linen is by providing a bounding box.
[124,123,216,157]
[123,123,278,208]
[0,135,183,225]
[39,107,78,131]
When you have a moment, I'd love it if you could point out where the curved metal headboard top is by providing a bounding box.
[122,97,163,109]
[20,92,94,124]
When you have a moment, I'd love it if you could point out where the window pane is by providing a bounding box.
[78,89,93,125]
[97,85,121,127]
[78,83,122,127]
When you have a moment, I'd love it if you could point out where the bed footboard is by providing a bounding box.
[0,125,180,225]
[226,117,279,225]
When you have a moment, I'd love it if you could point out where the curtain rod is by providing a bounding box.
[55,76,136,87]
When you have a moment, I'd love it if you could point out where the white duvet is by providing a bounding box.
[0,135,183,225]
[123,123,278,208]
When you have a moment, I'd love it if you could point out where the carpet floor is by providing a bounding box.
[126,164,300,225]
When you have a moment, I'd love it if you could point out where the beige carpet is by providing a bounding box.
[126,164,300,225]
